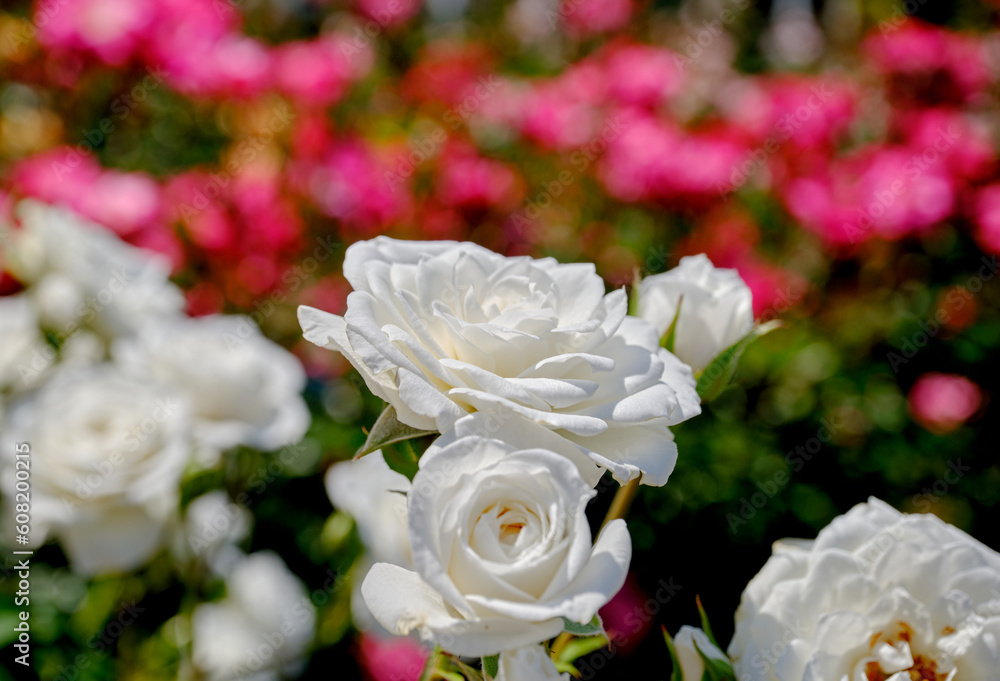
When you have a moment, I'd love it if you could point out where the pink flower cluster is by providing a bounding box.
[36,0,377,101]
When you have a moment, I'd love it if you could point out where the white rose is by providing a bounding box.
[729,497,1000,681]
[3,199,183,337]
[638,254,753,373]
[192,552,315,681]
[326,450,411,633]
[0,294,48,392]
[673,626,730,680]
[497,646,570,681]
[300,237,700,486]
[361,434,632,657]
[115,315,310,452]
[1,365,191,574]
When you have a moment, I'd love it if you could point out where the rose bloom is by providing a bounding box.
[300,237,700,486]
[114,314,310,454]
[907,373,983,434]
[361,434,631,656]
[1,365,191,574]
[728,497,1000,680]
[638,254,754,373]
[2,200,184,338]
[191,552,316,681]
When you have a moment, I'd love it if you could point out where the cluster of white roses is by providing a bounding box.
[304,238,756,677]
[0,200,316,679]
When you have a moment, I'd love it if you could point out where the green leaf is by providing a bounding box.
[356,405,436,459]
[694,640,736,681]
[696,320,783,402]
[660,294,684,354]
[662,627,683,681]
[695,596,719,649]
[561,613,604,637]
[381,439,420,481]
[557,634,609,664]
[482,654,499,680]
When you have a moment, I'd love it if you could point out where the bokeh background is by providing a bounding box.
[1,0,999,678]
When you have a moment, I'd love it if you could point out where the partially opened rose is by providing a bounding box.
[638,254,753,373]
[497,645,569,681]
[361,434,632,656]
[728,497,1000,680]
[300,237,700,486]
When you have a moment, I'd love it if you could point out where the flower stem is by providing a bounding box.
[551,477,642,661]
[602,477,641,528]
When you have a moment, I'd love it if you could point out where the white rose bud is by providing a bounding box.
[497,646,569,681]
[638,254,753,373]
[673,626,729,680]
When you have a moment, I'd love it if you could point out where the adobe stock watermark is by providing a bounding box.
[52,66,167,174]
[383,75,501,192]
[843,126,960,244]
[877,0,931,35]
[727,415,842,533]
[59,398,183,515]
[222,235,339,350]
[173,104,296,221]
[50,599,146,681]
[575,577,684,680]
[718,84,835,197]
[673,0,755,71]
[911,459,971,513]
[508,115,630,238]
[18,268,138,386]
[886,256,997,373]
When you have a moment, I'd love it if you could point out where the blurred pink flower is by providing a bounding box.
[599,575,651,656]
[783,146,955,246]
[272,37,360,108]
[972,184,1000,255]
[896,108,996,181]
[863,20,991,104]
[357,634,429,681]
[521,64,606,149]
[725,76,856,152]
[36,0,156,65]
[355,0,422,27]
[908,373,983,434]
[303,140,412,234]
[561,0,633,36]
[599,112,746,203]
[601,44,685,109]
[435,144,523,210]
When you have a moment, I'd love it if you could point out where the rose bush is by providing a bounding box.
[361,433,632,656]
[300,237,701,486]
